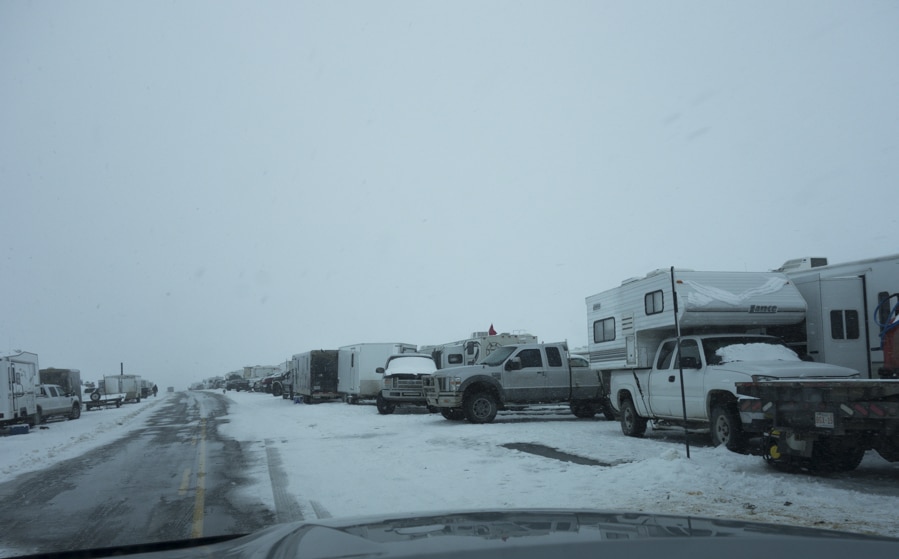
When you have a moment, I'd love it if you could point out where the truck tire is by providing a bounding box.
[376,394,396,415]
[441,408,465,421]
[570,401,597,419]
[710,404,746,452]
[464,391,498,424]
[810,439,866,472]
[620,398,647,437]
[272,383,283,397]
[69,403,81,420]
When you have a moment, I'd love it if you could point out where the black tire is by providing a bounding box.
[710,404,746,451]
[619,398,647,437]
[90,391,101,402]
[463,391,498,424]
[441,408,465,421]
[272,383,283,397]
[376,394,396,415]
[809,440,866,472]
[70,403,81,420]
[570,401,597,419]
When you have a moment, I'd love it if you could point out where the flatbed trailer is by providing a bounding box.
[737,379,899,471]
[84,391,125,410]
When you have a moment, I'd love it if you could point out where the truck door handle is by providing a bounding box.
[668,375,675,382]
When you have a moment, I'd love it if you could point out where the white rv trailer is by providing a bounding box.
[772,254,899,377]
[1,351,40,427]
[420,330,539,369]
[586,269,808,370]
[337,343,417,403]
[102,374,143,403]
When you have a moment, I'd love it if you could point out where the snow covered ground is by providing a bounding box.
[3,390,899,544]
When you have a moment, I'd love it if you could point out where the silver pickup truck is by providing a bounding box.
[423,342,609,423]
[36,384,82,422]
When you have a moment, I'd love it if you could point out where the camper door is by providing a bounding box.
[818,277,869,376]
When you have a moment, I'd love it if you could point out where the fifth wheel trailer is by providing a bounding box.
[771,254,899,378]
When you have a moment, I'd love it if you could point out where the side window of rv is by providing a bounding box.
[447,354,463,365]
[545,347,563,367]
[830,310,860,340]
[656,341,676,369]
[593,318,615,343]
[645,290,663,315]
[517,349,543,368]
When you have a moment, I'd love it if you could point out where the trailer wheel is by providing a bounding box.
[710,404,746,452]
[809,440,866,472]
[440,408,465,421]
[90,391,101,402]
[620,398,647,437]
[69,403,81,420]
[464,391,498,424]
[376,394,396,415]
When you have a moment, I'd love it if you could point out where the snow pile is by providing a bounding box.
[717,343,800,363]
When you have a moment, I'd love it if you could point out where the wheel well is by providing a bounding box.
[707,390,737,415]
[463,383,502,407]
[617,390,634,408]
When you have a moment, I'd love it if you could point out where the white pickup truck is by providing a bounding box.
[36,384,82,423]
[609,334,856,449]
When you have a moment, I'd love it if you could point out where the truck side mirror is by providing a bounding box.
[505,358,522,371]
[375,367,385,374]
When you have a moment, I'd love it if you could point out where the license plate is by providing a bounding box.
[815,411,834,428]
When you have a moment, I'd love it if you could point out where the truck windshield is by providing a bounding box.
[702,337,801,365]
[479,346,516,366]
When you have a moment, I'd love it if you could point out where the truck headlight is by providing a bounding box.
[751,375,779,382]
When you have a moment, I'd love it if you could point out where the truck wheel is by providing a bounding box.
[272,383,283,397]
[810,440,865,472]
[570,401,597,419]
[441,408,465,421]
[69,403,81,420]
[464,391,498,424]
[376,394,396,415]
[710,405,746,452]
[619,398,647,437]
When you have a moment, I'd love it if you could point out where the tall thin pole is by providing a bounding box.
[671,266,691,459]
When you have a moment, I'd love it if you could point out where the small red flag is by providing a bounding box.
[488,324,497,336]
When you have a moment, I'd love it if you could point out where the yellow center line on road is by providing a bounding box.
[178,468,191,496]
[191,418,207,539]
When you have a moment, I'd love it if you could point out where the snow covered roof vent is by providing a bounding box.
[776,257,828,273]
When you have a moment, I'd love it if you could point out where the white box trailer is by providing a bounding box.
[1,351,40,428]
[586,269,808,369]
[337,343,417,403]
[772,254,899,378]
[102,374,143,403]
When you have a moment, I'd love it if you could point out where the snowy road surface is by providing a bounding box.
[2,389,899,556]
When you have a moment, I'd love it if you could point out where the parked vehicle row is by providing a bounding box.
[204,254,896,473]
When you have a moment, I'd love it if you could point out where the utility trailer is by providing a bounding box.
[1,351,40,427]
[288,350,340,403]
[102,374,143,403]
[737,379,899,471]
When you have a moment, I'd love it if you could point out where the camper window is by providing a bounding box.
[645,290,664,315]
[830,310,860,340]
[593,318,615,343]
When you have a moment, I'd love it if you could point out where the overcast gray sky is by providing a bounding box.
[2,1,897,389]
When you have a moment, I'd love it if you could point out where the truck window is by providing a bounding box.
[675,340,701,368]
[657,341,677,369]
[545,347,563,367]
[517,349,543,369]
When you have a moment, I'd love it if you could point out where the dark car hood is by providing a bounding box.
[98,509,899,559]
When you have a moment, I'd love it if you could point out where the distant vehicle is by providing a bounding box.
[421,330,538,369]
[289,350,340,403]
[338,343,418,403]
[103,374,143,403]
[1,351,40,428]
[36,384,82,421]
[375,353,439,414]
[39,368,83,402]
[225,378,251,391]
[83,387,123,410]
